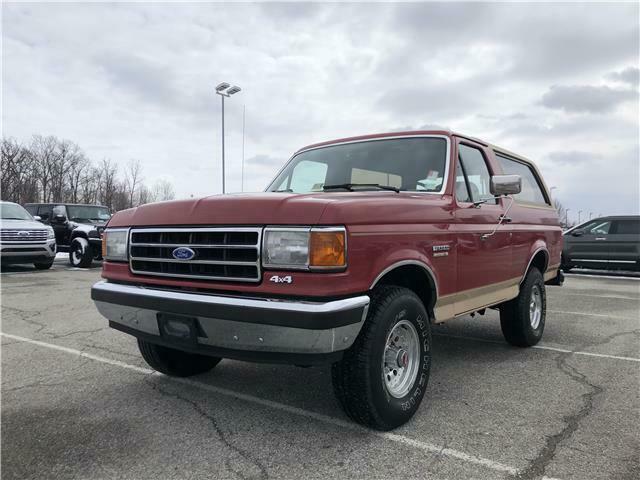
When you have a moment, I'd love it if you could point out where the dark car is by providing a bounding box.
[24,203,111,268]
[562,216,640,272]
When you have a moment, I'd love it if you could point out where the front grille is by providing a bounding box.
[0,229,49,242]
[129,227,261,282]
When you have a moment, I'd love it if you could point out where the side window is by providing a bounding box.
[289,160,328,192]
[496,154,549,205]
[586,221,611,235]
[24,205,37,215]
[37,205,52,222]
[457,144,496,204]
[613,220,640,235]
[455,157,472,203]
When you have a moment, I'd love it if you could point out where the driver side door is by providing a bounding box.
[566,220,611,268]
[51,205,70,247]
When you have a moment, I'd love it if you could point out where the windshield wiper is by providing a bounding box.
[273,189,293,193]
[322,183,400,193]
[2,217,28,220]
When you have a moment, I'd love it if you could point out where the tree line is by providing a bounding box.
[1,135,175,212]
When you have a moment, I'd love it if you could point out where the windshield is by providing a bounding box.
[66,205,111,222]
[0,203,34,221]
[267,137,448,194]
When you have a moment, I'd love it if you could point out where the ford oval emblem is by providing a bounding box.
[172,247,195,260]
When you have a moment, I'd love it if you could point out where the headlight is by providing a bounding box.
[88,229,100,238]
[46,227,55,239]
[263,227,346,271]
[102,228,129,261]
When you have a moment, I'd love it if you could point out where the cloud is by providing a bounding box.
[545,151,601,166]
[540,85,638,113]
[606,66,640,86]
[1,2,638,215]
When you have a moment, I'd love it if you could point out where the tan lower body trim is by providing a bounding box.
[434,277,520,323]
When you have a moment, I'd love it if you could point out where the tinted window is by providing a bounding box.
[457,144,496,204]
[53,205,67,217]
[613,220,640,235]
[37,205,52,222]
[496,154,549,205]
[585,220,611,235]
[24,205,37,215]
[268,137,448,193]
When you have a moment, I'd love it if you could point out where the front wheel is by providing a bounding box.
[500,268,546,347]
[69,237,93,268]
[331,286,432,431]
[34,260,54,270]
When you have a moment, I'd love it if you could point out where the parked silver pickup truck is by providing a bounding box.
[0,201,56,269]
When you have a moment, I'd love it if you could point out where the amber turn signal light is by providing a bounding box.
[101,233,107,257]
[309,230,346,268]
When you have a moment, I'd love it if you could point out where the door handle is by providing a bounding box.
[499,215,512,223]
[595,237,607,241]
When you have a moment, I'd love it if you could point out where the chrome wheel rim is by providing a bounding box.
[529,285,542,329]
[72,242,83,265]
[382,319,420,398]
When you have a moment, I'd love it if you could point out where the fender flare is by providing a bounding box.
[521,246,549,284]
[369,259,439,310]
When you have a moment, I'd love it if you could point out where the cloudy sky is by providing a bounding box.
[3,2,639,220]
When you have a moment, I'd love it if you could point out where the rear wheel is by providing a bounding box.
[331,286,432,431]
[500,268,546,347]
[69,237,93,268]
[138,340,221,377]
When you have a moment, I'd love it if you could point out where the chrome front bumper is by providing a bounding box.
[92,281,370,361]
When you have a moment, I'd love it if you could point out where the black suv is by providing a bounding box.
[24,203,111,267]
[562,215,640,272]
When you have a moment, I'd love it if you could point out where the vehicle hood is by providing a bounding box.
[107,192,450,228]
[71,220,108,232]
[0,218,51,230]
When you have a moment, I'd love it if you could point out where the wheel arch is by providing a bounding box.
[521,246,549,284]
[370,260,438,315]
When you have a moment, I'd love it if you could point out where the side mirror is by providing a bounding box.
[490,175,522,196]
[571,229,584,237]
[53,214,67,223]
[33,215,42,222]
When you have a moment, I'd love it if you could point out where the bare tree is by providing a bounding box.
[2,135,178,212]
[124,159,143,208]
[151,179,176,202]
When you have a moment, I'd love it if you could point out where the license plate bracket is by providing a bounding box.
[157,313,199,347]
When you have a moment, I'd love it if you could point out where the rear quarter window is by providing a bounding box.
[495,153,550,205]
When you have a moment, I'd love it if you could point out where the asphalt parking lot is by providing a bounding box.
[2,259,639,480]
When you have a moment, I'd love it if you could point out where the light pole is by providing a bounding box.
[589,212,594,220]
[549,186,557,196]
[578,210,583,224]
[215,82,242,194]
[565,209,570,227]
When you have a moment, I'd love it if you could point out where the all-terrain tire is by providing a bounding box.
[137,339,221,377]
[69,237,93,268]
[500,267,546,347]
[331,286,432,431]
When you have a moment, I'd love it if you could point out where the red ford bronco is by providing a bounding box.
[92,130,563,430]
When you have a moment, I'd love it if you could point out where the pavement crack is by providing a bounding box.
[49,327,107,339]
[144,377,268,480]
[2,306,47,334]
[515,344,607,479]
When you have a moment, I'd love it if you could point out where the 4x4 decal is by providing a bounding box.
[269,275,293,284]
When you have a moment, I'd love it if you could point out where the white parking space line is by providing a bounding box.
[1,331,520,476]
[433,333,640,363]
[547,309,638,320]
[552,293,639,300]
[564,273,640,281]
